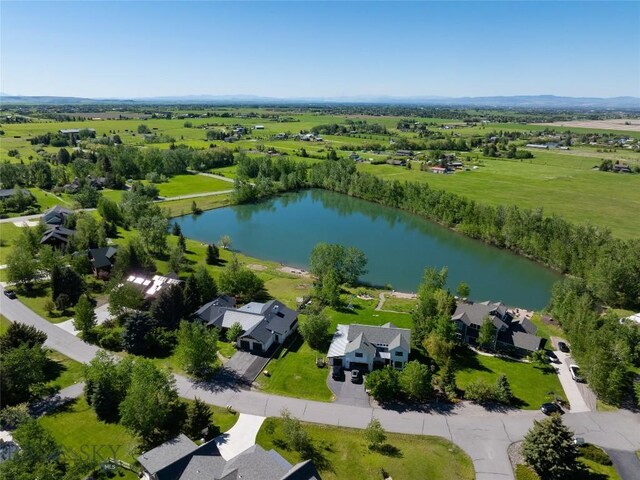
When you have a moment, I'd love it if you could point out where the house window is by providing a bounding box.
[395,351,403,357]
[354,352,363,358]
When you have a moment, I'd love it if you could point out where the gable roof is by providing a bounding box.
[42,205,74,225]
[138,438,321,480]
[0,188,32,199]
[451,302,510,329]
[88,246,118,269]
[40,225,75,245]
[497,329,544,353]
[327,323,411,359]
[348,324,411,349]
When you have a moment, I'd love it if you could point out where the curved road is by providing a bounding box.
[1,287,638,480]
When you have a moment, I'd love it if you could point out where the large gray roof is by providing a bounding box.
[137,434,200,479]
[348,324,411,349]
[451,302,510,329]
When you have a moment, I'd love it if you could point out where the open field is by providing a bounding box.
[534,119,640,132]
[154,173,232,197]
[358,151,640,239]
[257,417,475,480]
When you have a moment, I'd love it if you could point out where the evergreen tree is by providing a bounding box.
[495,374,513,405]
[522,415,580,479]
[183,275,201,315]
[172,222,182,236]
[184,398,212,439]
[194,266,217,302]
[150,284,185,330]
[206,244,219,265]
[363,418,387,450]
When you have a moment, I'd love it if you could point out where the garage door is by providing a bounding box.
[252,343,263,353]
[240,340,251,350]
[349,362,369,372]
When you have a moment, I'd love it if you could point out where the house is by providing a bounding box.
[0,188,32,201]
[86,246,118,278]
[386,159,406,166]
[396,150,413,156]
[125,273,182,299]
[58,128,96,135]
[327,322,411,371]
[40,226,75,247]
[254,125,265,130]
[42,205,74,226]
[451,301,544,356]
[431,166,447,174]
[525,143,548,149]
[195,297,298,353]
[275,133,287,140]
[138,434,321,480]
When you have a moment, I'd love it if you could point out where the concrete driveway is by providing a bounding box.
[327,370,371,408]
[215,414,265,460]
[550,338,593,413]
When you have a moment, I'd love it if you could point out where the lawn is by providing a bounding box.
[455,349,566,409]
[256,417,475,480]
[0,314,10,334]
[160,192,232,217]
[0,222,23,264]
[357,150,640,239]
[16,282,76,323]
[39,396,239,468]
[257,333,333,402]
[45,350,85,390]
[154,174,232,198]
[528,312,564,341]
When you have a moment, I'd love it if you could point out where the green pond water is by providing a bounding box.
[175,189,561,309]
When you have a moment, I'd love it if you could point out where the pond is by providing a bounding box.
[175,189,561,309]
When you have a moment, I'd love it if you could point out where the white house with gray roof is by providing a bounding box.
[195,297,298,354]
[138,434,321,480]
[327,322,411,371]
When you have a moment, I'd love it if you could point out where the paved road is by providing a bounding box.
[156,189,233,202]
[2,287,639,480]
[187,169,235,184]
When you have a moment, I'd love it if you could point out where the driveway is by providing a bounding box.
[220,351,271,384]
[550,338,593,413]
[215,414,265,460]
[327,370,370,408]
[56,303,114,337]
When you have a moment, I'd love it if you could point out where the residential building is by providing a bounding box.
[327,322,411,371]
[451,301,544,356]
[0,188,32,201]
[42,205,74,226]
[125,273,182,299]
[195,297,298,353]
[84,246,118,278]
[58,128,96,135]
[138,434,321,480]
[40,225,74,248]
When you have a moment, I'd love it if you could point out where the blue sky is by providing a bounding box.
[2,1,639,98]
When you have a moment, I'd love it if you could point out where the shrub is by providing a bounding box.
[579,444,612,465]
[464,379,495,404]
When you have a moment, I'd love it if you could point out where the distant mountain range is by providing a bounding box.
[1,93,639,109]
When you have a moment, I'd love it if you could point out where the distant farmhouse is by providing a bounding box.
[195,297,298,353]
[138,434,321,480]
[327,323,411,371]
[0,188,32,201]
[451,301,544,356]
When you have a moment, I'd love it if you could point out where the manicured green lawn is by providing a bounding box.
[40,397,140,463]
[0,222,22,264]
[327,296,413,330]
[0,314,10,334]
[257,334,333,402]
[257,417,475,480]
[45,350,85,390]
[529,312,564,341]
[380,294,417,314]
[160,192,232,217]
[155,174,232,198]
[16,282,75,323]
[455,349,565,409]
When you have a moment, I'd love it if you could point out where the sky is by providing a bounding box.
[1,1,639,99]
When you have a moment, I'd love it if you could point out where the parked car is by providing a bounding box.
[558,341,570,353]
[331,365,344,381]
[569,364,585,383]
[3,290,17,300]
[546,351,560,363]
[541,402,563,415]
[350,369,361,384]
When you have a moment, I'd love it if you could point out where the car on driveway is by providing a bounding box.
[331,365,344,381]
[350,369,362,384]
[541,402,563,415]
[546,351,560,363]
[558,341,570,353]
[3,290,17,300]
[569,364,585,383]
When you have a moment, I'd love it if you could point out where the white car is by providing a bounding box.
[569,364,585,383]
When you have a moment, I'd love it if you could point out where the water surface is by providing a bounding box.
[175,189,560,309]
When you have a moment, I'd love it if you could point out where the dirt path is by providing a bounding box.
[375,292,386,311]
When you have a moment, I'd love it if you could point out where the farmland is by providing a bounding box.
[2,106,638,238]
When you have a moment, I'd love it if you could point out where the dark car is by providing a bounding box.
[557,341,570,353]
[331,365,344,381]
[541,403,563,415]
[350,369,361,384]
[3,290,17,300]
[546,351,560,364]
